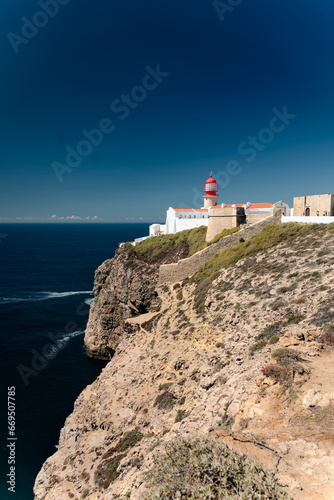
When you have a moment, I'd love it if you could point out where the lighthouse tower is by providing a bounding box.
[203,174,219,208]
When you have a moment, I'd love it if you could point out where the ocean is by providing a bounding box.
[0,223,149,500]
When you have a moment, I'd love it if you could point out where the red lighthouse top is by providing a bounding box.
[204,174,218,196]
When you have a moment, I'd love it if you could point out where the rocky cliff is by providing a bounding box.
[34,223,334,499]
[84,228,207,358]
[84,249,161,358]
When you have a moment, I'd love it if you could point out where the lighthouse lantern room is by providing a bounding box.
[203,173,219,208]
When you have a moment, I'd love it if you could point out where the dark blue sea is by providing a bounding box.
[0,223,149,500]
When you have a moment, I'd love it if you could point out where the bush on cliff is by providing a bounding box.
[144,435,291,499]
[124,226,240,264]
[191,222,334,313]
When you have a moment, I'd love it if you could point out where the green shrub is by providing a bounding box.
[154,391,177,410]
[261,348,307,388]
[159,382,173,391]
[285,309,305,325]
[95,453,126,488]
[269,335,279,344]
[103,428,144,458]
[175,409,186,423]
[257,322,284,342]
[208,227,240,245]
[144,436,291,499]
[249,339,267,354]
[271,348,305,365]
[277,283,297,294]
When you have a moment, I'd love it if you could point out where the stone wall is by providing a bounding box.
[294,194,334,217]
[206,207,245,242]
[159,209,282,284]
[245,213,271,225]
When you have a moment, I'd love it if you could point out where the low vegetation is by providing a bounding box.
[261,348,307,388]
[103,429,144,458]
[94,453,126,489]
[317,324,334,345]
[144,436,291,499]
[154,390,177,410]
[95,429,144,489]
[123,226,240,264]
[191,222,334,313]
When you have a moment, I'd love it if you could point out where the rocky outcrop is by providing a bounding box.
[84,249,160,358]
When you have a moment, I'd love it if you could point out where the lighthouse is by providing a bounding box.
[203,173,219,208]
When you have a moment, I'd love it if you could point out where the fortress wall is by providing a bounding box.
[294,194,334,217]
[159,209,282,284]
[206,207,245,242]
[245,213,271,225]
[293,196,305,217]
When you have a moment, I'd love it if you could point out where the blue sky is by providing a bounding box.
[1,0,334,222]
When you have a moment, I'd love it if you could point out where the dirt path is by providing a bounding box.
[126,312,158,325]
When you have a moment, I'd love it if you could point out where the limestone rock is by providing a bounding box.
[84,249,160,358]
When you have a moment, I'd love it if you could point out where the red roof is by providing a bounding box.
[248,203,273,209]
[205,174,217,184]
[172,208,209,212]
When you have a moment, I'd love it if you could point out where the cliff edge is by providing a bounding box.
[35,223,334,499]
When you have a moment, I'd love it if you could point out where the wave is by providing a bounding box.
[85,298,94,305]
[62,329,86,342]
[42,329,86,359]
[0,291,93,305]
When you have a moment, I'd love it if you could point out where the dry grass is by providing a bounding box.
[291,405,334,444]
[191,222,334,314]
[261,349,308,388]
[144,435,291,499]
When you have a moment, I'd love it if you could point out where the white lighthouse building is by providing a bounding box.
[203,173,219,208]
[148,173,219,237]
[137,173,289,244]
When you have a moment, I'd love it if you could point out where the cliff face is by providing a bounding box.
[34,224,334,500]
[84,236,193,359]
[84,249,161,358]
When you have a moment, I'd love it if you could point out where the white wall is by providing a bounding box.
[282,215,334,224]
[149,224,167,236]
[149,224,160,236]
[273,201,290,216]
[165,207,209,234]
[174,218,209,232]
